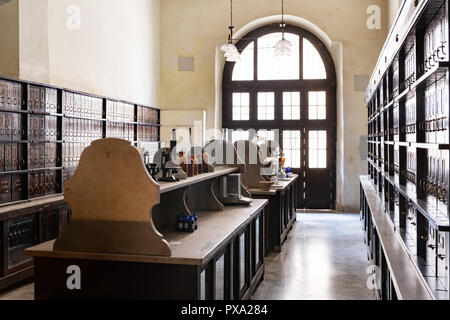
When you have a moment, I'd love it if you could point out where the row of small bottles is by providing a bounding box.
[175,212,198,233]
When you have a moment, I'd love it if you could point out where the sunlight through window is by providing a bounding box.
[232,42,254,81]
[257,33,300,80]
[303,38,327,79]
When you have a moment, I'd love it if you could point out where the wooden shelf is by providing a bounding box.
[26,199,268,266]
[367,161,450,230]
[371,140,450,150]
[393,87,410,103]
[158,166,238,194]
[63,114,105,122]
[412,62,450,90]
[0,195,64,215]
[364,0,431,102]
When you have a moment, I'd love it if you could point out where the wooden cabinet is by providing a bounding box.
[364,0,450,300]
[29,205,265,300]
[0,75,161,290]
[250,176,298,254]
[0,200,70,290]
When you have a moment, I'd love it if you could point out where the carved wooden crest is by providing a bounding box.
[54,138,171,256]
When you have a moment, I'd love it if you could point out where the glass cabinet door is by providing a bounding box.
[239,233,246,292]
[200,269,206,300]
[7,215,35,270]
[255,218,260,269]
[215,254,225,300]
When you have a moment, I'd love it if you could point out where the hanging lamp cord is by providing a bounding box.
[228,0,234,43]
[281,0,285,37]
[231,0,233,27]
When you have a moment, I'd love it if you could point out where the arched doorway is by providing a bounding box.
[222,24,337,209]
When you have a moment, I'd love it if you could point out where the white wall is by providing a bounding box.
[388,0,403,30]
[46,0,160,107]
[2,0,161,108]
[19,0,50,83]
[0,0,19,77]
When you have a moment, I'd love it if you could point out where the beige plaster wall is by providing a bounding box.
[160,0,390,211]
[0,0,19,78]
[1,0,160,107]
[46,0,160,106]
[19,0,50,83]
[388,0,403,30]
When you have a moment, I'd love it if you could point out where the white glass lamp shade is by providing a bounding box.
[223,43,240,61]
[221,42,238,53]
[226,52,241,62]
[274,38,293,49]
[274,36,293,57]
[274,46,291,57]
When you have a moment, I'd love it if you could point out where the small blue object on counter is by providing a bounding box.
[175,212,198,233]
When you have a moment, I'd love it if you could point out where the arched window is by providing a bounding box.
[222,24,337,209]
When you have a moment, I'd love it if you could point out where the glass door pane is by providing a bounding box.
[309,131,327,168]
[283,130,301,168]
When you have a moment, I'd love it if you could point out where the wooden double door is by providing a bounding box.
[281,126,336,210]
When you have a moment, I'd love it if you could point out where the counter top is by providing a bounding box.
[247,175,298,196]
[0,195,65,215]
[25,198,268,266]
[159,166,239,194]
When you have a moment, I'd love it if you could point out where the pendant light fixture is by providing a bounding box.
[220,0,241,62]
[274,0,292,57]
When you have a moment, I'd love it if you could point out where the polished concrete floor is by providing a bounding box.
[0,212,374,300]
[252,212,375,300]
[0,280,34,300]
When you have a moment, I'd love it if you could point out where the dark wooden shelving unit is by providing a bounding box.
[0,75,161,290]
[361,0,450,300]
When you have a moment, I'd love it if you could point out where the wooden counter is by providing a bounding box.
[26,199,267,266]
[25,199,268,300]
[248,175,298,253]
